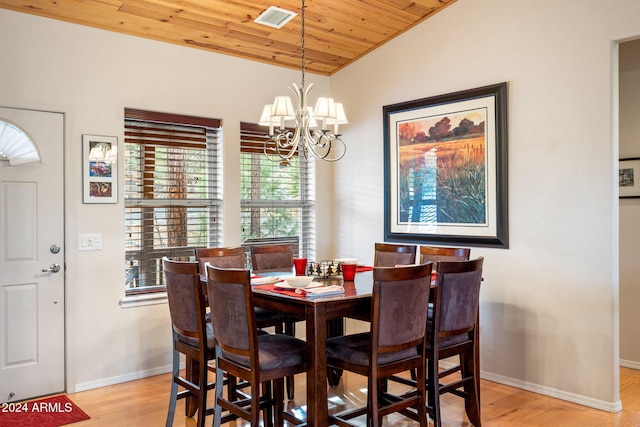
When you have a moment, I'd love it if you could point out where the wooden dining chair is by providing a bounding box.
[419,245,471,266]
[326,263,433,427]
[373,242,417,267]
[248,243,300,399]
[427,257,484,427]
[206,265,309,427]
[163,257,216,427]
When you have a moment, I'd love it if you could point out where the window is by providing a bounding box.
[0,119,40,165]
[124,109,222,295]
[240,122,315,264]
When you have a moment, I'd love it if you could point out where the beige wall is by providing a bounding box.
[619,39,640,368]
[2,0,640,413]
[330,0,640,411]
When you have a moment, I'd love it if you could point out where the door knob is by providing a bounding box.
[42,264,61,273]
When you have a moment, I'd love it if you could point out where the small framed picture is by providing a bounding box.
[619,158,640,198]
[83,134,118,203]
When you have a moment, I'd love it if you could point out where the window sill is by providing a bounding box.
[120,292,168,309]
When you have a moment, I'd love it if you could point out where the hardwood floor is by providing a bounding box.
[66,367,640,426]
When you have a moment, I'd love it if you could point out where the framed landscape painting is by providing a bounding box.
[383,83,509,248]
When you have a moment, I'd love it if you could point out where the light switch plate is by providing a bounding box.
[79,233,102,251]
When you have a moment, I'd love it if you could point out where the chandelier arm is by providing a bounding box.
[300,140,310,161]
[275,132,298,160]
[286,127,302,157]
[325,136,347,162]
[264,142,288,162]
[312,130,332,148]
[264,131,296,161]
[263,143,285,162]
[305,133,346,161]
[305,133,332,160]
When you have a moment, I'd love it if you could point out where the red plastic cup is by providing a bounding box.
[341,263,357,281]
[293,258,308,276]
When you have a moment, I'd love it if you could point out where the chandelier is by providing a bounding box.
[258,0,348,162]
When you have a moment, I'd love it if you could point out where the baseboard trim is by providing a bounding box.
[74,364,177,392]
[480,370,622,413]
[620,359,640,370]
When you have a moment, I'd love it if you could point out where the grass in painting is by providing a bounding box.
[434,137,485,223]
[398,137,486,224]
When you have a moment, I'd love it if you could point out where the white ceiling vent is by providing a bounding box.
[254,6,297,29]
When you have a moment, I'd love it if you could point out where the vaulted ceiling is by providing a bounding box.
[0,0,455,75]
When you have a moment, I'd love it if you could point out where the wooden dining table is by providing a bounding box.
[251,269,374,427]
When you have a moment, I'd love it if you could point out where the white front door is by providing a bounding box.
[0,107,65,402]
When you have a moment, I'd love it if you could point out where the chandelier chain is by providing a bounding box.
[301,0,306,88]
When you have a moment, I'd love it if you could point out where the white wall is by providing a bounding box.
[619,39,640,368]
[0,9,334,391]
[330,0,640,411]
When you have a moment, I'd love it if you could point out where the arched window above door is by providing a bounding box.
[0,118,41,165]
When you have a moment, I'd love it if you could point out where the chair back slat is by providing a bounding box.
[250,244,294,272]
[373,243,417,267]
[163,257,203,340]
[372,263,432,351]
[420,246,471,266]
[434,257,484,335]
[195,246,244,273]
[206,266,254,357]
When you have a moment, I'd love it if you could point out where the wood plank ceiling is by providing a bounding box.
[0,0,455,76]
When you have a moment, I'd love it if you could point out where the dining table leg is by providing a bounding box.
[326,318,344,386]
[306,304,328,427]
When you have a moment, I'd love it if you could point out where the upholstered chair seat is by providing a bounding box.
[176,322,215,353]
[327,332,419,366]
[222,333,307,371]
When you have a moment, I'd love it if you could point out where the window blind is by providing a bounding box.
[239,122,315,264]
[124,109,222,294]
